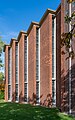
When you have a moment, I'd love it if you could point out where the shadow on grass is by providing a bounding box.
[0,102,75,120]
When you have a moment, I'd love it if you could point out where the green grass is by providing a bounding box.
[0,99,4,103]
[0,101,75,120]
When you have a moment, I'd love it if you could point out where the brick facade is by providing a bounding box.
[28,24,38,104]
[60,0,75,114]
[10,39,17,102]
[4,0,75,115]
[4,45,10,101]
[18,32,27,102]
[56,5,61,109]
[61,0,69,113]
[40,13,52,106]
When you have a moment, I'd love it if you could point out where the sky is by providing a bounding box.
[0,0,60,44]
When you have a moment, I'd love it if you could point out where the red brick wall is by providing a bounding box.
[71,3,75,114]
[11,41,16,102]
[71,39,75,114]
[28,25,36,103]
[40,13,52,107]
[5,46,9,101]
[61,0,69,112]
[19,34,25,102]
[56,7,61,109]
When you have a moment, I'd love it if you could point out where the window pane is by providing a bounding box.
[36,81,39,103]
[24,83,28,102]
[15,84,18,101]
[36,28,39,81]
[8,85,11,100]
[24,36,27,82]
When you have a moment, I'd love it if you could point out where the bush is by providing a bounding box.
[0,83,4,99]
[0,83,4,91]
[0,91,4,99]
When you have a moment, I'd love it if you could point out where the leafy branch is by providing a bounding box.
[61,0,75,59]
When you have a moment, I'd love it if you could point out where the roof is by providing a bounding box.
[10,38,18,46]
[17,31,27,42]
[56,4,61,14]
[27,9,56,35]
[39,9,56,25]
[3,44,10,52]
[27,21,39,35]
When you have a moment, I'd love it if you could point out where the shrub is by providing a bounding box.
[0,91,4,99]
[0,83,4,99]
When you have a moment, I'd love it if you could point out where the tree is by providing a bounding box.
[61,0,75,59]
[0,36,5,81]
[0,72,4,81]
[0,36,5,99]
[0,36,5,68]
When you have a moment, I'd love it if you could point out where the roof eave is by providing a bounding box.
[27,21,39,35]
[3,44,10,52]
[39,9,56,25]
[17,31,27,41]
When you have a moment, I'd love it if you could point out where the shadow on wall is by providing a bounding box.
[12,92,16,102]
[11,92,53,107]
[61,62,75,115]
[28,93,52,107]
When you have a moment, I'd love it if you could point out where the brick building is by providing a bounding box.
[4,0,75,115]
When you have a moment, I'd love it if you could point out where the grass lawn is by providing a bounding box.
[0,101,75,120]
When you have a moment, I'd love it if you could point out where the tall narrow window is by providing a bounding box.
[64,0,69,15]
[15,42,19,102]
[24,36,28,102]
[52,16,56,105]
[36,28,40,104]
[72,1,75,7]
[64,0,69,32]
[8,47,12,101]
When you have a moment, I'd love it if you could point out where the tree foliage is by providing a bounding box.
[0,36,5,81]
[0,37,4,53]
[61,0,75,59]
[0,72,4,81]
[0,36,5,68]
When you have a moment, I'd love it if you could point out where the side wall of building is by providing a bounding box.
[56,6,61,109]
[11,41,16,102]
[71,36,75,114]
[40,13,52,106]
[61,0,71,113]
[71,1,75,114]
[60,0,75,114]
[28,25,36,104]
[5,46,9,101]
[19,34,25,102]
